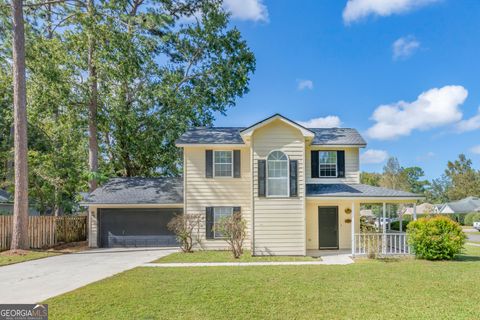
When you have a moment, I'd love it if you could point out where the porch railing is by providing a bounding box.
[354,233,412,256]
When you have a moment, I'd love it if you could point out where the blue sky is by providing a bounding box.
[213,0,480,180]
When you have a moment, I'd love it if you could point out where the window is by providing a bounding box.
[213,207,233,239]
[267,151,289,197]
[319,151,337,177]
[214,151,233,177]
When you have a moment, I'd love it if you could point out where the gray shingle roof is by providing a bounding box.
[83,177,183,205]
[0,190,11,203]
[306,183,421,198]
[310,128,366,145]
[176,127,366,146]
[444,197,480,213]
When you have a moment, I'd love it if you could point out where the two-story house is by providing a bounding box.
[83,114,421,256]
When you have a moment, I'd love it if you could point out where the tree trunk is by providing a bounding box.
[10,0,29,251]
[87,0,98,192]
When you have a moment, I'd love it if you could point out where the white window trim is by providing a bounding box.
[213,150,233,178]
[319,151,338,178]
[266,150,290,198]
[213,206,234,239]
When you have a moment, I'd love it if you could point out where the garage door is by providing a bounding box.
[98,208,181,248]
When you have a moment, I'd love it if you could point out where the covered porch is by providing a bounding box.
[306,183,423,257]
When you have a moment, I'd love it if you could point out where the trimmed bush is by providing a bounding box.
[390,220,409,232]
[464,212,480,226]
[407,216,466,260]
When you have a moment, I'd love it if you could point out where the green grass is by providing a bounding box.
[0,251,59,267]
[45,244,480,319]
[153,250,319,263]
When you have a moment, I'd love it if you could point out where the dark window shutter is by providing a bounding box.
[205,150,213,178]
[289,160,298,197]
[233,206,241,215]
[258,160,266,197]
[206,207,214,239]
[337,150,345,178]
[311,150,319,178]
[233,150,241,178]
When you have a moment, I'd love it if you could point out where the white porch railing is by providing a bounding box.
[354,233,412,256]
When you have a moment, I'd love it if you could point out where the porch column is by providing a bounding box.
[387,204,391,231]
[382,202,386,255]
[351,201,356,257]
[413,203,417,221]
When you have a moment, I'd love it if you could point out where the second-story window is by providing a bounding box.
[214,151,233,177]
[267,150,289,197]
[319,151,337,177]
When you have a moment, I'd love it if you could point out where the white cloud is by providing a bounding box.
[470,145,480,155]
[297,79,314,91]
[343,0,439,24]
[456,107,480,132]
[393,36,420,60]
[223,0,269,22]
[297,116,342,128]
[366,85,468,140]
[361,149,389,164]
[416,151,435,161]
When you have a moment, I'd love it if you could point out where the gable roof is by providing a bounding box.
[239,114,315,139]
[441,197,480,213]
[82,177,183,205]
[306,183,422,199]
[176,114,366,146]
[0,190,11,203]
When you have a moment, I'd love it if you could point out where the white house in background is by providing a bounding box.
[438,197,480,214]
[402,203,437,215]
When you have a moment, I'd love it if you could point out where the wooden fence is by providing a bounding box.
[0,215,87,251]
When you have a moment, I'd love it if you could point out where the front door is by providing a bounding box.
[318,206,339,249]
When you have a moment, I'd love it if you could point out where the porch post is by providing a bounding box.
[382,202,386,255]
[387,204,391,231]
[351,201,356,257]
[413,203,417,221]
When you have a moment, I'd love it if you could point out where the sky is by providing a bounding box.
[212,0,480,180]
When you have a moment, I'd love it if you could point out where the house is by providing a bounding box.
[402,203,437,215]
[82,114,421,255]
[437,197,480,214]
[0,189,39,216]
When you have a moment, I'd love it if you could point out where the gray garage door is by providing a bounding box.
[98,208,181,248]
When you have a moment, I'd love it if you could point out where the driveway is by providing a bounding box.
[0,247,177,304]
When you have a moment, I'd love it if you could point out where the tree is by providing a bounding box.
[425,175,450,204]
[360,172,381,186]
[10,0,29,250]
[401,166,429,194]
[380,157,407,190]
[444,154,480,200]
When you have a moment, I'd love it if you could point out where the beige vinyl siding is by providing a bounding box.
[252,120,306,256]
[306,147,360,184]
[305,200,360,250]
[88,206,98,247]
[184,146,251,250]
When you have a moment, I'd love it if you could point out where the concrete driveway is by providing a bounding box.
[0,247,177,304]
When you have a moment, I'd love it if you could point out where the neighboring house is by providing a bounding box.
[82,114,421,255]
[0,189,39,216]
[402,203,437,215]
[437,197,480,214]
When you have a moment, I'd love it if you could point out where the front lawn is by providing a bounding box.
[0,250,60,267]
[45,244,480,319]
[153,250,319,263]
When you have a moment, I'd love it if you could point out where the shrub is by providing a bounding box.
[407,216,466,260]
[390,220,409,232]
[464,212,480,226]
[215,211,247,259]
[167,214,202,253]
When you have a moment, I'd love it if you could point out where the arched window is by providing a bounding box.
[267,151,289,197]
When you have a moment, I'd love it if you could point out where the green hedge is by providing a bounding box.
[464,212,480,226]
[407,216,466,260]
[390,220,410,232]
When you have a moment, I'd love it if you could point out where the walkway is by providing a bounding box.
[142,253,354,268]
